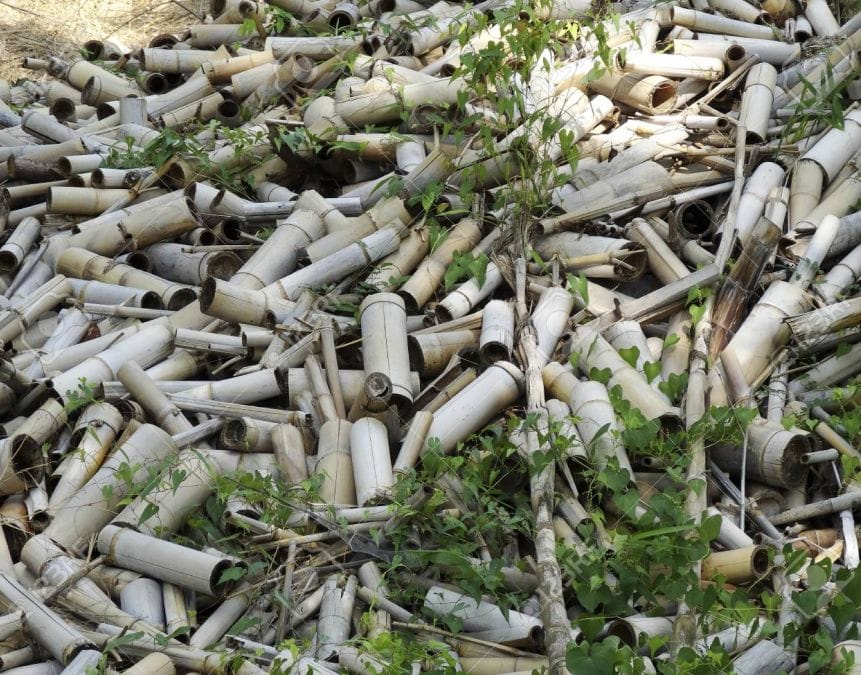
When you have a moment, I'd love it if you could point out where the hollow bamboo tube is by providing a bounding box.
[791,214,840,288]
[738,63,777,144]
[819,242,861,303]
[534,232,647,281]
[56,248,196,311]
[317,575,357,659]
[0,573,95,664]
[393,410,433,475]
[791,161,827,233]
[708,0,766,22]
[67,279,161,309]
[120,578,166,630]
[408,331,478,377]
[626,218,688,284]
[589,72,677,114]
[804,0,840,35]
[0,218,40,274]
[360,293,412,412]
[479,300,514,364]
[316,419,356,505]
[423,585,543,642]
[272,424,308,485]
[48,324,175,405]
[435,262,503,321]
[350,418,394,507]
[543,162,676,232]
[398,218,483,312]
[542,363,632,476]
[48,402,122,509]
[705,507,754,549]
[362,227,427,292]
[263,227,401,302]
[604,320,661,383]
[241,204,331,290]
[711,418,810,488]
[568,324,676,422]
[423,361,523,455]
[43,424,178,550]
[141,243,240,285]
[790,343,861,395]
[139,48,219,74]
[0,275,71,349]
[701,545,772,583]
[661,311,691,381]
[736,162,785,244]
[670,6,778,39]
[608,615,674,649]
[621,52,724,80]
[97,525,238,597]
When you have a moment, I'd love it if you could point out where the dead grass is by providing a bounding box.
[0,0,209,82]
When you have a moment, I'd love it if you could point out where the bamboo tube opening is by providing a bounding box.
[148,34,178,48]
[122,251,151,272]
[213,217,243,243]
[7,437,44,488]
[607,620,637,647]
[673,200,715,238]
[140,72,170,95]
[750,546,770,576]
[49,98,77,122]
[216,99,243,128]
[726,44,746,63]
[650,81,677,110]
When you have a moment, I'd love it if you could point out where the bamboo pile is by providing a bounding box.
[0,0,858,672]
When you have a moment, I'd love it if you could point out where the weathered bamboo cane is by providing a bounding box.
[97,525,239,597]
[43,424,179,550]
[56,248,196,311]
[542,363,633,477]
[701,545,772,583]
[568,324,677,422]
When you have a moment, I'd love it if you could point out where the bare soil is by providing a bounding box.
[0,0,209,82]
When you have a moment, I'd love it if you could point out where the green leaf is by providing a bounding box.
[218,565,248,586]
[618,346,640,369]
[589,366,611,385]
[700,513,722,544]
[807,560,831,591]
[663,333,680,349]
[643,361,661,384]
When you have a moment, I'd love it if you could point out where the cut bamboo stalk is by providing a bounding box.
[0,573,95,664]
[97,525,239,597]
[423,585,543,645]
[48,402,122,509]
[0,218,41,274]
[568,325,677,422]
[701,545,772,583]
[44,424,178,550]
[317,575,357,660]
[398,218,483,312]
[56,248,196,311]
[738,63,777,143]
[316,419,356,505]
[479,300,514,364]
[360,293,412,412]
[542,363,633,476]
[350,418,394,507]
